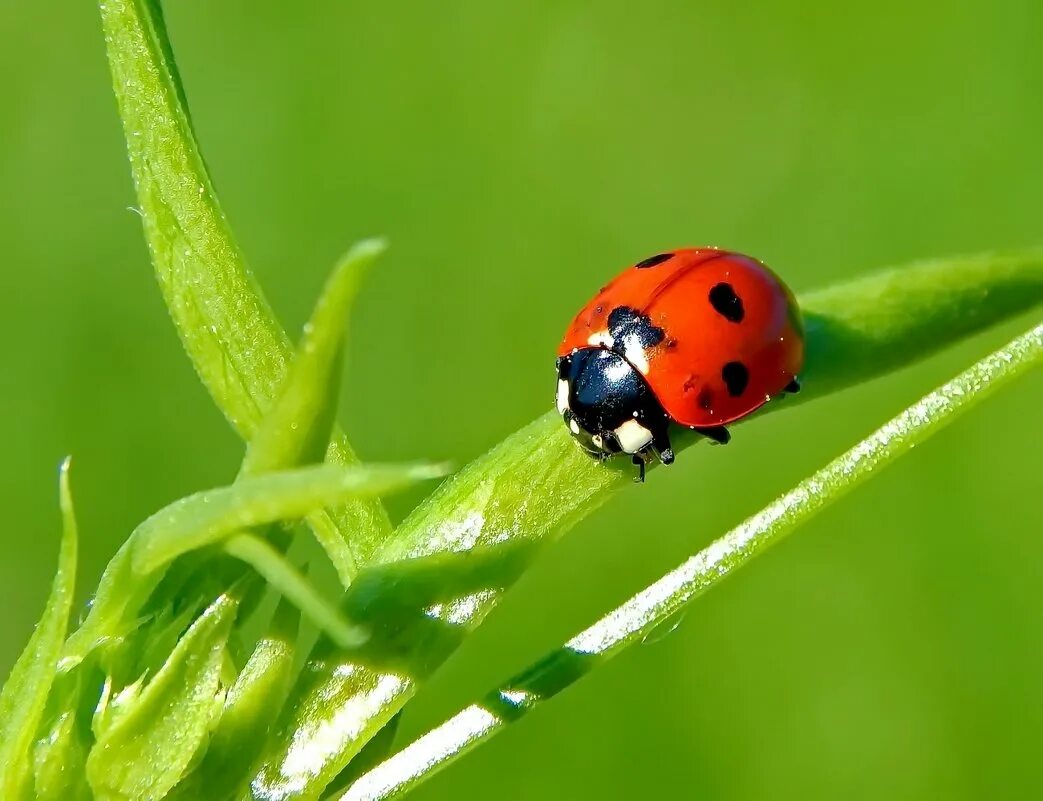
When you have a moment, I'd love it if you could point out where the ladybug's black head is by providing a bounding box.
[556,348,674,465]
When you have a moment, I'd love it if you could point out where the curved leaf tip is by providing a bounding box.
[0,457,79,797]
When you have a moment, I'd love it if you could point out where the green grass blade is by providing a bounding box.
[85,593,238,801]
[0,458,78,798]
[132,463,448,576]
[98,0,394,558]
[224,534,368,648]
[251,251,1042,801]
[242,239,387,585]
[339,320,1043,801]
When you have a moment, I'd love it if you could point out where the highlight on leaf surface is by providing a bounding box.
[0,458,78,799]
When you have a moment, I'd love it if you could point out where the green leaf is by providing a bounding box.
[98,0,393,560]
[33,709,92,801]
[85,593,238,801]
[225,534,367,648]
[170,602,296,801]
[242,239,386,479]
[337,320,1043,801]
[0,458,78,798]
[251,251,1043,800]
[132,463,448,576]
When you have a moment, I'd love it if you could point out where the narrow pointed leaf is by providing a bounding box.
[132,462,448,575]
[243,239,386,478]
[225,534,367,648]
[0,458,78,798]
[85,593,238,801]
[252,251,1043,800]
[98,0,393,560]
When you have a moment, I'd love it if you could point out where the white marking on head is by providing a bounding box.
[614,419,653,454]
[587,330,614,349]
[556,379,570,415]
[569,419,581,435]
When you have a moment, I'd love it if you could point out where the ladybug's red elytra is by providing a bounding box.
[556,248,804,479]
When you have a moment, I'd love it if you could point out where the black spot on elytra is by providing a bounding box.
[607,306,665,351]
[697,385,714,411]
[721,361,749,397]
[709,283,744,323]
[634,253,674,269]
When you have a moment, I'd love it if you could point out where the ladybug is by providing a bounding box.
[556,248,804,479]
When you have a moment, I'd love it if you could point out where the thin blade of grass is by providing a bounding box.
[98,0,393,559]
[339,320,1043,801]
[0,458,78,798]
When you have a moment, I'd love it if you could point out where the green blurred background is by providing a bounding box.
[3,1,1042,798]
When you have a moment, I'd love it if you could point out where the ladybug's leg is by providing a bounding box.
[632,454,646,483]
[696,425,731,446]
[650,430,674,466]
[784,378,801,394]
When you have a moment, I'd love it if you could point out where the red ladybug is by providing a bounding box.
[556,248,804,478]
